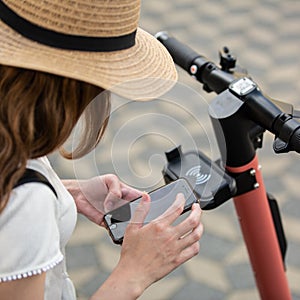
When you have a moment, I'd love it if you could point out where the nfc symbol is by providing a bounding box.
[185,166,211,185]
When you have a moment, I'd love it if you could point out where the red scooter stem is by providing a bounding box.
[227,155,291,300]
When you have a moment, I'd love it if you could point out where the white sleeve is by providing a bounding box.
[0,183,63,282]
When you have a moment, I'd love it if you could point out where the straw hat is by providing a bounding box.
[0,0,177,100]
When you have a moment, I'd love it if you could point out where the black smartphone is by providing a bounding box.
[103,178,199,244]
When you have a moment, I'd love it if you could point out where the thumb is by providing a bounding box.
[129,193,151,228]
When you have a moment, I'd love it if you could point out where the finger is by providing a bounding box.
[102,174,123,211]
[174,203,202,238]
[154,193,186,225]
[103,174,122,198]
[178,221,204,250]
[128,193,151,229]
[120,183,143,201]
[176,241,200,266]
[76,196,105,225]
[104,186,142,213]
[103,192,128,212]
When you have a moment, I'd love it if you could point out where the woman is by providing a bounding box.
[0,0,203,299]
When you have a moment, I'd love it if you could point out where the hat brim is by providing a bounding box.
[0,20,177,100]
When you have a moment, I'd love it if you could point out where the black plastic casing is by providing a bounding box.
[163,146,236,210]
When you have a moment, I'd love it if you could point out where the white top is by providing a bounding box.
[0,157,77,300]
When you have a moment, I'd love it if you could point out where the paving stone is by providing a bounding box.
[284,216,300,243]
[199,232,237,261]
[282,198,300,219]
[172,281,226,300]
[95,242,120,272]
[286,241,300,269]
[76,271,111,298]
[263,176,290,197]
[66,244,100,271]
[224,242,250,265]
[139,276,186,300]
[67,220,105,247]
[67,267,98,292]
[292,294,300,300]
[225,262,256,290]
[202,210,240,241]
[287,266,300,295]
[226,288,259,300]
[185,256,231,292]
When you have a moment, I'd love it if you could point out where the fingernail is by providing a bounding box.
[106,201,113,211]
[141,192,150,202]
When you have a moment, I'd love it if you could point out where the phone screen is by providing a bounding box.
[104,178,198,244]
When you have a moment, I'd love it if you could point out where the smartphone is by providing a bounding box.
[103,178,199,244]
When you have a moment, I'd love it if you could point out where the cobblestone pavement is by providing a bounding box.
[49,0,300,299]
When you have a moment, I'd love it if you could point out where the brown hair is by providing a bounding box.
[0,65,110,212]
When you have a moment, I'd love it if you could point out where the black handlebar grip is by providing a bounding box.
[289,127,300,153]
[155,31,201,71]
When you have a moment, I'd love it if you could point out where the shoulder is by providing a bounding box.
[0,176,62,282]
[10,178,58,217]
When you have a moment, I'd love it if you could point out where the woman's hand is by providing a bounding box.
[111,193,203,298]
[91,193,203,300]
[121,193,203,290]
[62,174,142,226]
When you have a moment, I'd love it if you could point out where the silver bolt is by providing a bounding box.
[250,169,256,176]
[254,183,260,189]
